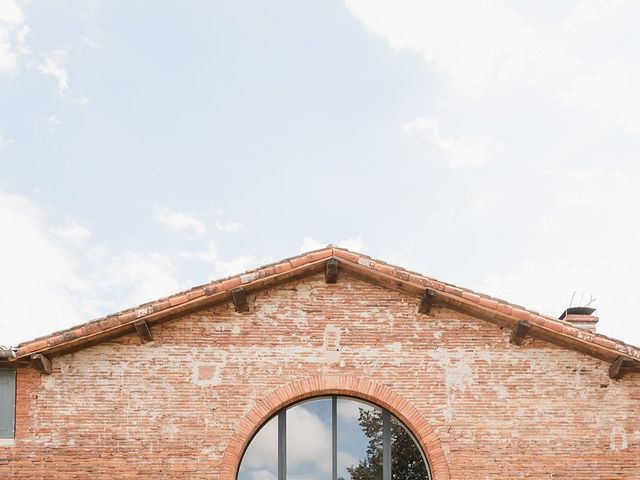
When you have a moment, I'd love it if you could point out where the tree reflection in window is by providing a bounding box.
[237,396,430,480]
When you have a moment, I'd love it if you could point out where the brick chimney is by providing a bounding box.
[559,306,598,332]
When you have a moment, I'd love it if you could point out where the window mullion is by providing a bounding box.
[278,410,286,480]
[382,409,391,480]
[332,396,337,480]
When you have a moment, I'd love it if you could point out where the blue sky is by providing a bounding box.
[2,0,640,346]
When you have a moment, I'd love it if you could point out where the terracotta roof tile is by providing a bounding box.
[511,309,531,322]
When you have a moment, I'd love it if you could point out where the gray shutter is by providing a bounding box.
[0,370,16,438]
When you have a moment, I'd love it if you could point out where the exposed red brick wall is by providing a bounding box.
[2,273,639,479]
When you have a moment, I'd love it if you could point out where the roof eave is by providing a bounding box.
[9,247,640,375]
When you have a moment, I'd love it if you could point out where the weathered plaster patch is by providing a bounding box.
[42,373,56,391]
[610,426,628,451]
[385,342,402,353]
[427,348,479,421]
[325,351,341,364]
[162,423,179,442]
[294,310,308,328]
[323,325,341,364]
[191,351,228,387]
[477,349,494,363]
[296,283,313,300]
[323,325,341,350]
[427,348,475,392]
[493,385,509,399]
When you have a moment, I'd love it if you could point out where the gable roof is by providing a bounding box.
[5,247,640,375]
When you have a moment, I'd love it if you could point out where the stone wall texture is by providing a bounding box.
[2,273,640,479]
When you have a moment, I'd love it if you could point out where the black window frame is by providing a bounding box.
[237,394,432,480]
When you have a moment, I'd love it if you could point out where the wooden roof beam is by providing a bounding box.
[325,259,339,283]
[510,320,531,346]
[418,289,437,314]
[133,320,153,343]
[232,287,249,313]
[31,353,52,375]
[609,356,636,380]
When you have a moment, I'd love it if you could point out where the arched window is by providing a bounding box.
[237,396,431,480]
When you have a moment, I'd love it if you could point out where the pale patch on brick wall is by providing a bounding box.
[427,348,477,422]
[161,423,179,442]
[295,283,313,300]
[294,310,308,329]
[385,342,402,353]
[427,348,476,392]
[611,426,629,451]
[191,351,227,387]
[323,325,341,364]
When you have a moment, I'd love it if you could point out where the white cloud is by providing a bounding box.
[0,132,11,149]
[240,415,278,471]
[337,451,360,476]
[15,23,28,54]
[179,241,269,280]
[0,191,185,346]
[337,398,371,421]
[345,0,534,91]
[0,191,84,345]
[246,470,277,480]
[565,0,625,29]
[568,167,604,179]
[299,236,367,253]
[286,405,332,473]
[545,167,619,209]
[561,61,640,133]
[0,0,28,74]
[557,190,591,208]
[214,254,257,277]
[46,114,60,130]
[403,117,504,168]
[472,190,502,210]
[50,221,92,246]
[39,49,70,96]
[81,248,182,316]
[178,240,219,263]
[74,96,91,106]
[300,237,325,252]
[82,36,100,49]
[339,236,367,252]
[215,221,243,232]
[0,0,23,23]
[154,205,206,238]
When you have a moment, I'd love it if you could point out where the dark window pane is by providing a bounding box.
[237,414,278,480]
[0,370,16,439]
[287,397,332,480]
[390,416,429,480]
[338,398,383,480]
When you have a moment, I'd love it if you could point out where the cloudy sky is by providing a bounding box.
[2,0,640,347]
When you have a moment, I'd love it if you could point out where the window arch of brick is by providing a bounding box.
[219,375,451,480]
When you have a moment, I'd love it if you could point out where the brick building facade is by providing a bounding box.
[1,247,639,478]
